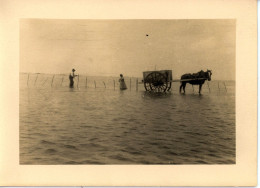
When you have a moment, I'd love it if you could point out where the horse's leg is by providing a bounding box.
[179,83,183,93]
[183,83,186,94]
[199,84,202,94]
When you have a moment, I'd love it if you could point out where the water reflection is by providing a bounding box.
[69,87,75,92]
[20,80,236,164]
[141,91,172,99]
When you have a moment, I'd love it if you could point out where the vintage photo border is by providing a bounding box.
[0,0,257,186]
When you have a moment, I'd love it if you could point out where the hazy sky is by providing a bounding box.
[20,19,235,80]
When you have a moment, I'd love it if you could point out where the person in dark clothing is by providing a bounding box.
[69,68,78,88]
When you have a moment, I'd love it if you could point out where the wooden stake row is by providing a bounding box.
[26,73,226,93]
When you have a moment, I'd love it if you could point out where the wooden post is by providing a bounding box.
[218,82,220,91]
[113,80,115,90]
[51,75,55,87]
[34,74,39,86]
[77,74,79,88]
[207,82,211,93]
[27,73,30,87]
[136,78,138,91]
[192,85,194,93]
[223,82,227,92]
[130,78,131,91]
[103,81,106,88]
[94,80,96,88]
[85,77,87,88]
[60,76,64,86]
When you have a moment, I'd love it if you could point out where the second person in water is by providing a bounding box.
[119,74,127,90]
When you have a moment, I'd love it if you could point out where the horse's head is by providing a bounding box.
[206,69,212,81]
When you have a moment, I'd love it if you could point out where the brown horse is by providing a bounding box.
[179,70,212,94]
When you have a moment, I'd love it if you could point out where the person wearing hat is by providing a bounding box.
[119,74,127,90]
[69,68,78,88]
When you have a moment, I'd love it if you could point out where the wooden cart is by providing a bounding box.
[142,70,172,92]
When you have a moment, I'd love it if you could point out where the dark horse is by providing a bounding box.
[179,69,212,94]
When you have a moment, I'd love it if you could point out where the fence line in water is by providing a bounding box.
[25,73,140,91]
[223,82,227,92]
[136,79,138,91]
[60,76,64,86]
[51,75,55,87]
[23,73,229,93]
[207,82,211,93]
[27,74,30,87]
[42,78,48,86]
[77,74,79,88]
[34,74,39,86]
[130,78,131,91]
[113,80,115,90]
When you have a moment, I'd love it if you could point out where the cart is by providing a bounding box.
[142,70,172,92]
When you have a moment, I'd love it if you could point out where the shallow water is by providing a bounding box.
[20,74,235,164]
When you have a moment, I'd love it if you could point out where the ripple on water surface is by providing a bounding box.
[20,81,235,164]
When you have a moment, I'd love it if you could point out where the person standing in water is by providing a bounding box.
[119,74,127,90]
[69,68,78,88]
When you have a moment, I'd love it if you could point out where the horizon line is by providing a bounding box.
[19,72,235,81]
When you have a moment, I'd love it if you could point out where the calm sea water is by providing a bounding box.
[20,73,235,164]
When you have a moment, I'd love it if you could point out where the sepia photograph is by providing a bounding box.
[20,19,235,165]
[0,0,257,186]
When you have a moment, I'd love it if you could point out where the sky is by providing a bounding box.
[20,19,235,80]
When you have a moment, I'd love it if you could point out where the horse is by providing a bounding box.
[179,69,212,94]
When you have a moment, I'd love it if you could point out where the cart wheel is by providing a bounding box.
[144,72,168,92]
